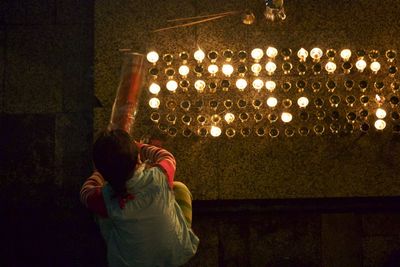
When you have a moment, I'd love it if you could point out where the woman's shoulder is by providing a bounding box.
[127,163,168,187]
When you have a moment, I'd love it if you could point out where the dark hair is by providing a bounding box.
[93,129,138,198]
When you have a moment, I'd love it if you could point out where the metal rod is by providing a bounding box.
[166,11,238,22]
[153,14,234,32]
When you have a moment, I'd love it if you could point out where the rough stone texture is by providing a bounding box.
[0,114,56,265]
[2,0,400,266]
[184,211,321,267]
[321,213,363,267]
[55,112,93,188]
[361,212,400,267]
[247,213,321,267]
[5,25,63,113]
[362,213,400,237]
[0,1,98,266]
[5,24,93,114]
[55,0,93,25]
[0,114,55,194]
[363,236,400,267]
[95,0,400,200]
[0,1,96,114]
[3,0,55,25]
[185,216,219,266]
[61,23,94,112]
[0,2,4,25]
[0,28,4,113]
[186,209,400,267]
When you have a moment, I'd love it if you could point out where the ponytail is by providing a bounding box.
[93,129,138,202]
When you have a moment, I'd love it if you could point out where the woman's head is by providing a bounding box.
[93,129,138,197]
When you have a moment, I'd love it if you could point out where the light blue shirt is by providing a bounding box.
[98,164,199,267]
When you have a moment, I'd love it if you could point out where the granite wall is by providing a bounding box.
[95,0,400,200]
[0,1,102,266]
[1,0,400,266]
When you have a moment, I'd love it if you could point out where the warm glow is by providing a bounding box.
[370,61,381,73]
[194,49,205,62]
[211,114,221,123]
[281,112,293,123]
[208,64,219,74]
[266,47,278,58]
[251,63,262,74]
[194,80,206,92]
[374,119,386,130]
[265,81,276,91]
[297,97,309,108]
[210,126,222,137]
[224,113,235,124]
[236,79,248,90]
[297,48,308,62]
[149,83,161,94]
[375,94,385,105]
[375,108,387,119]
[310,48,323,61]
[146,51,159,63]
[265,61,277,74]
[145,48,398,136]
[340,49,351,61]
[149,97,160,109]
[251,48,264,61]
[267,97,278,108]
[252,79,264,91]
[356,59,367,72]
[222,64,234,76]
[325,61,337,73]
[178,65,190,76]
[166,80,178,92]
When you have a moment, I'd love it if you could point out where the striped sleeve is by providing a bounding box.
[80,171,108,218]
[139,144,176,188]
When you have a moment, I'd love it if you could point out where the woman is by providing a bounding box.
[80,129,199,267]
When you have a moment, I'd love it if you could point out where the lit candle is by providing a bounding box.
[149,97,160,109]
[194,49,205,63]
[281,112,293,123]
[146,51,159,64]
[251,48,264,62]
[310,48,323,62]
[297,48,308,62]
[166,80,178,92]
[236,79,248,91]
[149,83,161,94]
[224,113,235,124]
[297,97,309,108]
[374,119,386,130]
[340,49,352,61]
[210,126,222,137]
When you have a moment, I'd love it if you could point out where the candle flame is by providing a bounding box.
[375,94,385,105]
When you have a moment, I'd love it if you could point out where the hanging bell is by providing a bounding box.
[264,0,286,21]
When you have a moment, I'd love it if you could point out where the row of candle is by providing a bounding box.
[148,94,399,110]
[146,48,397,64]
[147,79,400,94]
[150,109,398,125]
[152,122,400,138]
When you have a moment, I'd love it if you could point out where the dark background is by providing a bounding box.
[1,1,400,266]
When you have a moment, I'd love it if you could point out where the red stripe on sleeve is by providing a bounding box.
[139,144,176,188]
[80,172,108,218]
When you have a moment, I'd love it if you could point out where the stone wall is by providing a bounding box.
[1,1,400,266]
[0,1,100,266]
[189,199,400,267]
[95,0,400,200]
